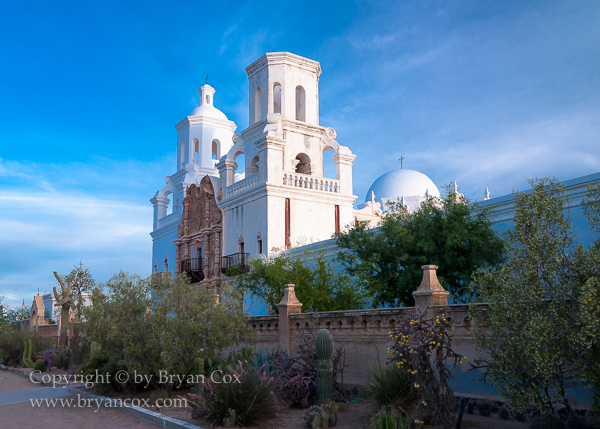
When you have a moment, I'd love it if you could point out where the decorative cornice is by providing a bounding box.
[175,115,237,133]
[245,52,321,79]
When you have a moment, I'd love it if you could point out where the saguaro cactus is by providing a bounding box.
[315,329,333,406]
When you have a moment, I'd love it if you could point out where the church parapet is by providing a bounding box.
[282,172,340,193]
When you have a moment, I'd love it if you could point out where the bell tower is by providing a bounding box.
[217,52,357,260]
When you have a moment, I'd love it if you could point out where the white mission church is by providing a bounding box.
[150,51,600,313]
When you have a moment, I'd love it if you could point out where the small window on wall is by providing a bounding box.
[258,239,263,254]
[212,139,220,160]
[194,139,200,160]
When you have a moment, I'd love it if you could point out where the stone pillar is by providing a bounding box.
[278,284,302,353]
[332,147,356,196]
[217,158,237,190]
[150,195,169,230]
[174,240,181,275]
[412,265,449,311]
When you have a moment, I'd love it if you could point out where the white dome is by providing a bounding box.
[189,103,229,120]
[366,168,440,205]
[189,84,229,121]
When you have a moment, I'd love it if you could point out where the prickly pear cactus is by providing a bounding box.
[315,329,333,406]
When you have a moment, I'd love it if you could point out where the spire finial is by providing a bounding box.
[399,156,404,169]
[205,74,209,84]
[484,187,490,201]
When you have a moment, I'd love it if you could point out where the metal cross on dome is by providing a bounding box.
[399,156,404,169]
[205,74,209,84]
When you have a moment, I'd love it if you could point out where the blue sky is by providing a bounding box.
[1,0,599,308]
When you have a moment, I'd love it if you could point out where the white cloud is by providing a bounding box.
[0,158,159,308]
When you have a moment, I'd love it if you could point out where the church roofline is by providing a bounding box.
[245,52,322,78]
[174,115,237,133]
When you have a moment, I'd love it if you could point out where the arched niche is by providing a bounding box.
[294,153,311,175]
[249,155,260,175]
[254,87,262,123]
[212,139,220,160]
[273,83,281,114]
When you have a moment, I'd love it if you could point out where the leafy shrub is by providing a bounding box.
[34,359,45,372]
[367,409,414,429]
[189,361,278,426]
[78,350,134,393]
[54,353,65,370]
[367,360,418,413]
[0,330,44,364]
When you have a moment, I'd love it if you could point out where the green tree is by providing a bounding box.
[150,274,256,390]
[337,185,504,307]
[231,250,369,314]
[64,263,95,294]
[577,183,600,412]
[80,271,159,379]
[80,271,255,392]
[471,178,599,418]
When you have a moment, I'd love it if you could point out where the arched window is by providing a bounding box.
[233,152,245,183]
[180,141,186,168]
[167,191,173,215]
[254,87,262,123]
[194,139,200,160]
[273,83,281,114]
[206,95,210,104]
[212,139,220,160]
[323,148,336,178]
[295,86,305,121]
[294,153,311,175]
[249,155,259,174]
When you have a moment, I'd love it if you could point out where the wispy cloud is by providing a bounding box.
[0,158,161,308]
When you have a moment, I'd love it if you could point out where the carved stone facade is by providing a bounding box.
[175,176,223,287]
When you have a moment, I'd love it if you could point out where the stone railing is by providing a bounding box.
[158,211,180,229]
[282,172,340,193]
[244,266,489,387]
[37,324,59,338]
[226,173,259,198]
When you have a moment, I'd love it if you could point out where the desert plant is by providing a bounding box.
[316,329,334,405]
[34,359,45,372]
[367,409,414,429]
[23,339,34,367]
[471,178,600,419]
[367,360,418,412]
[388,308,465,429]
[303,400,339,428]
[188,360,278,426]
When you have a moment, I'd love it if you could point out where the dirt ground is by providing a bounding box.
[104,387,528,429]
[2,369,529,428]
[0,370,45,393]
[0,371,159,428]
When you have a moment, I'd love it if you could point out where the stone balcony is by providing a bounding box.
[282,172,340,193]
[226,173,259,198]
